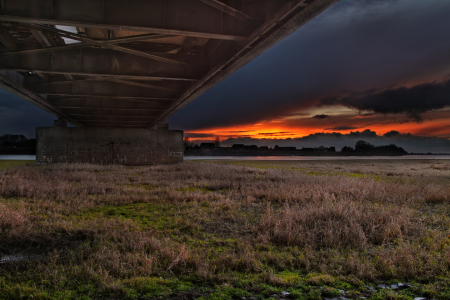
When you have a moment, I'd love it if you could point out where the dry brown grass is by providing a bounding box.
[0,202,31,238]
[258,200,421,249]
[0,159,449,298]
[425,184,449,204]
[0,165,119,201]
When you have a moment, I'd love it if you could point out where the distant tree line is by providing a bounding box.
[0,134,36,154]
[184,138,408,156]
[341,140,407,156]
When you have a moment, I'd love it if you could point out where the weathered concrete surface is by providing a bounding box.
[36,128,183,165]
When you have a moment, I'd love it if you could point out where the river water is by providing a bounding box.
[2,155,449,161]
[185,155,450,160]
[0,155,37,160]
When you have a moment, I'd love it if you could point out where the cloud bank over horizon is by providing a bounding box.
[320,79,450,123]
[186,129,450,154]
[168,0,450,143]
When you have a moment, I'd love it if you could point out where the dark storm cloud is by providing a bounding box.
[184,133,216,138]
[258,132,292,135]
[258,132,295,136]
[281,112,309,117]
[384,130,401,137]
[313,114,330,119]
[321,80,450,122]
[218,129,450,153]
[325,125,359,131]
[169,0,450,130]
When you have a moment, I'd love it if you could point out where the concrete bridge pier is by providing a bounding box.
[36,126,184,165]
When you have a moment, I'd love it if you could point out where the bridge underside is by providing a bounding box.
[0,0,337,164]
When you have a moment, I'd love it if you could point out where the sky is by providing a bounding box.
[1,0,450,153]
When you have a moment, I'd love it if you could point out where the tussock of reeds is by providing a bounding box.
[258,200,420,249]
[0,202,30,238]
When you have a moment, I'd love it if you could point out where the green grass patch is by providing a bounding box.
[0,160,34,169]
[81,202,192,232]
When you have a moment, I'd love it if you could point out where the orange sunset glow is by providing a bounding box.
[186,108,450,143]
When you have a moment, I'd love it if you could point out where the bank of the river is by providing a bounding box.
[1,160,450,299]
[0,160,34,169]
[2,154,449,162]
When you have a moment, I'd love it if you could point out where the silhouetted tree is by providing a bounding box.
[183,137,193,149]
[0,134,36,154]
[355,140,375,153]
[350,140,407,155]
[214,136,220,148]
[341,146,354,153]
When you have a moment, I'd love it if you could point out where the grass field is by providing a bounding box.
[0,159,449,299]
[0,160,34,170]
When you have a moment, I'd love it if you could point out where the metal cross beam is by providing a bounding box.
[0,34,174,56]
[23,24,198,68]
[0,25,17,50]
[46,77,178,92]
[0,46,205,81]
[0,15,247,41]
[0,73,83,126]
[0,0,338,128]
[2,69,198,82]
[199,0,257,22]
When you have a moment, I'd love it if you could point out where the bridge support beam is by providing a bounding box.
[53,117,67,128]
[36,127,183,165]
